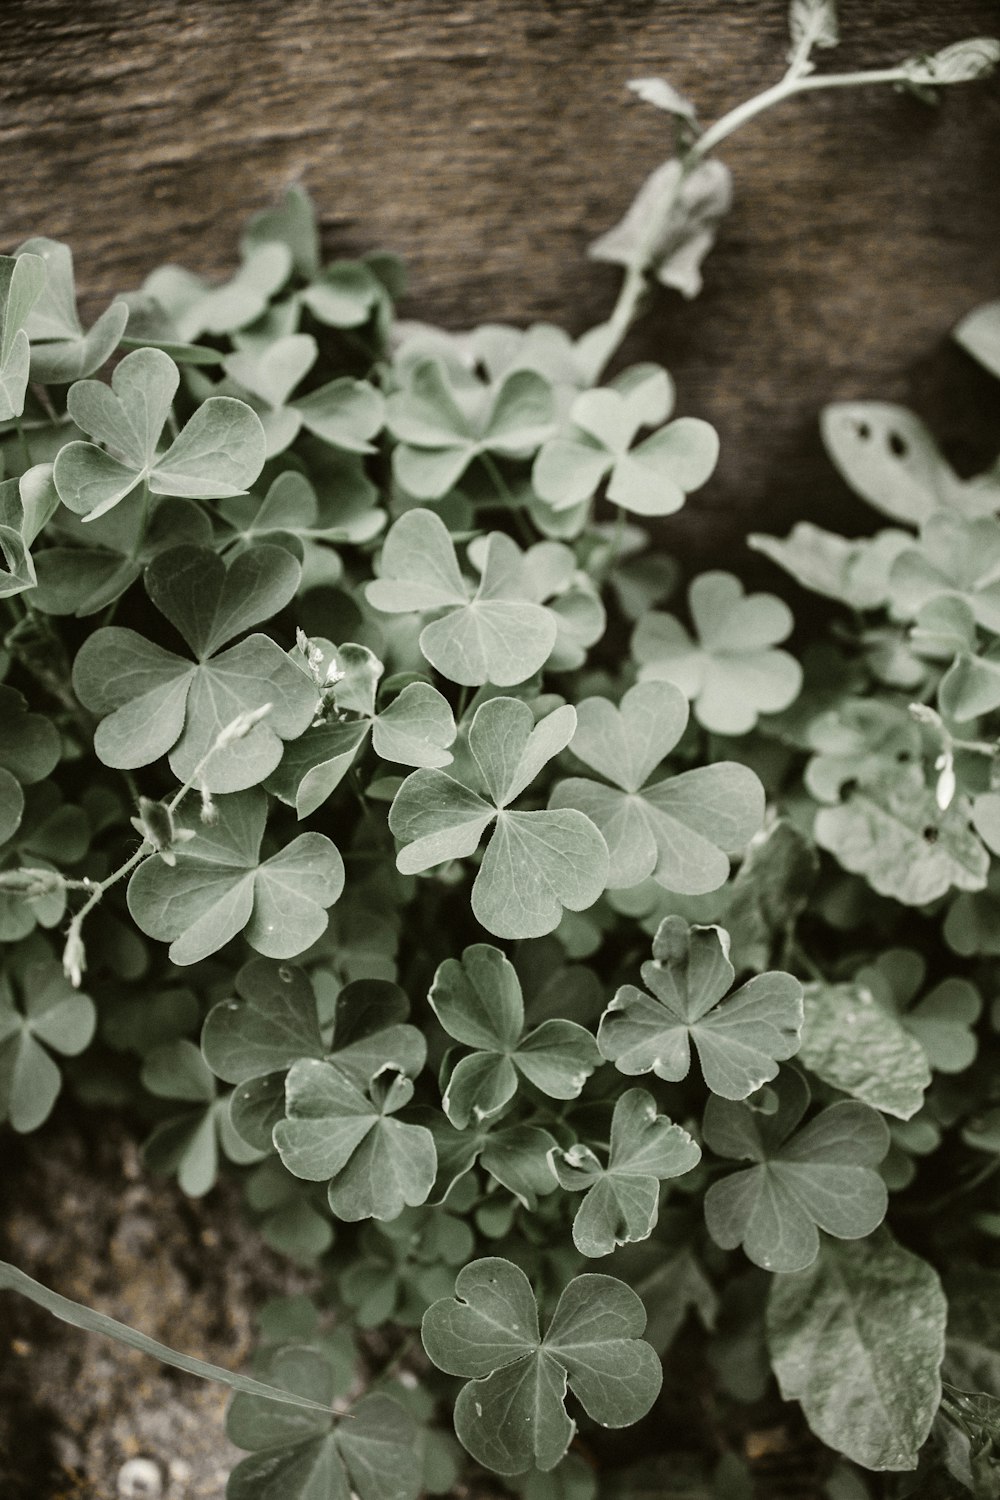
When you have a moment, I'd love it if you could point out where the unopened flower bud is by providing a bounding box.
[214,703,272,749]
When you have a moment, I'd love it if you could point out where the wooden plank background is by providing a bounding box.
[0,0,998,557]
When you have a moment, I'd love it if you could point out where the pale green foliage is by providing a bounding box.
[421,1259,662,1473]
[767,1231,947,1471]
[0,30,996,1500]
[632,571,802,734]
[599,918,803,1099]
[703,1070,889,1272]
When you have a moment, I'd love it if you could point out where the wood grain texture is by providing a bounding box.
[0,0,998,565]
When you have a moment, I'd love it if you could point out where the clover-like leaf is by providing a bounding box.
[955,299,1000,381]
[53,347,266,521]
[202,958,326,1085]
[703,1069,889,1272]
[589,157,732,300]
[219,465,384,553]
[852,949,982,1076]
[204,962,426,1150]
[226,1345,420,1500]
[389,697,608,939]
[32,490,213,617]
[429,944,599,1127]
[423,1110,560,1210]
[802,698,922,804]
[796,981,931,1121]
[633,572,801,734]
[599,918,802,1100]
[15,238,128,384]
[748,524,910,612]
[421,1258,662,1474]
[127,787,344,965]
[223,334,385,458]
[139,240,293,343]
[366,509,559,686]
[814,764,989,906]
[887,513,1000,633]
[269,640,456,818]
[549,681,764,892]
[532,365,718,518]
[274,1060,436,1221]
[722,819,818,973]
[0,956,96,1133]
[0,465,61,600]
[0,684,61,845]
[550,1088,701,1257]
[767,1230,947,1472]
[141,1038,263,1197]
[820,402,991,526]
[0,252,46,418]
[73,543,317,791]
[386,357,555,499]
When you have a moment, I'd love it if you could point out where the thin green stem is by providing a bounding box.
[592,59,919,378]
[480,452,535,547]
[14,416,32,471]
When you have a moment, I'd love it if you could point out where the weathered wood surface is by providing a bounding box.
[1,1,999,557]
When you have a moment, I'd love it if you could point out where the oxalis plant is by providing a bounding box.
[1,5,999,1497]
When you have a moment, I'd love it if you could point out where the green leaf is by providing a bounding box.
[224,335,384,458]
[0,684,60,791]
[803,699,922,804]
[429,944,599,1127]
[227,1344,420,1500]
[386,357,555,500]
[32,491,213,617]
[0,959,96,1132]
[814,765,989,906]
[141,241,292,342]
[532,367,718,517]
[767,1230,947,1470]
[366,509,558,686]
[53,347,266,520]
[0,253,46,418]
[550,681,765,891]
[599,918,802,1100]
[202,958,326,1084]
[0,465,62,600]
[889,514,1000,635]
[748,524,909,612]
[127,788,345,964]
[220,465,384,552]
[723,820,818,973]
[633,572,801,735]
[421,1258,662,1474]
[955,299,1000,380]
[267,640,456,817]
[820,402,982,525]
[703,1069,889,1272]
[788,0,839,53]
[797,981,931,1120]
[17,238,128,383]
[389,698,608,939]
[424,1111,560,1210]
[72,543,317,792]
[274,1060,436,1220]
[900,38,1000,88]
[551,1088,701,1257]
[588,157,732,300]
[853,949,981,1076]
